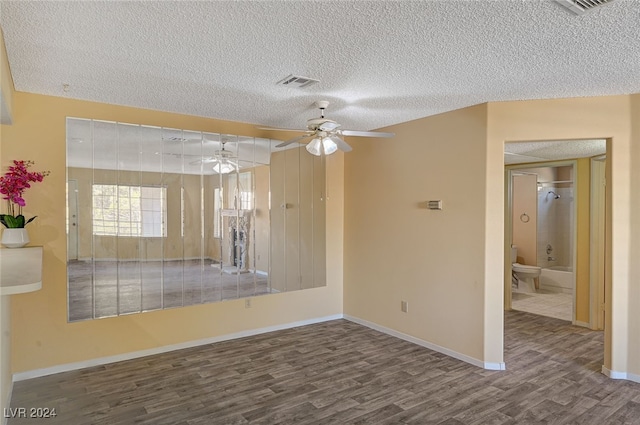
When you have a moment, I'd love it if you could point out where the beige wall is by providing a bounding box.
[488,95,634,374]
[629,93,640,377]
[344,104,499,365]
[1,91,343,373]
[511,174,537,266]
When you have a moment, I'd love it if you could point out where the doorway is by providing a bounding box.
[507,162,576,322]
[504,139,607,329]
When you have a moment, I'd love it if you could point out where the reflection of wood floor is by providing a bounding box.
[9,311,640,424]
[68,259,270,321]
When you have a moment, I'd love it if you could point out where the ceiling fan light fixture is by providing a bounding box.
[322,138,338,155]
[306,137,338,156]
[212,161,236,174]
[305,138,323,156]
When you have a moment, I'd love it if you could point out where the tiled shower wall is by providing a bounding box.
[537,185,573,269]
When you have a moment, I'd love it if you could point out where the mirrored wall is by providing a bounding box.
[66,118,326,321]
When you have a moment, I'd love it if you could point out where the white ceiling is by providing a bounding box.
[1,1,639,158]
[66,118,280,175]
[504,139,607,164]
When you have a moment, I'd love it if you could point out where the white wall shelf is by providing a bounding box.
[0,246,43,296]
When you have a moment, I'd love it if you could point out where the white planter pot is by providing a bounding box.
[1,228,30,248]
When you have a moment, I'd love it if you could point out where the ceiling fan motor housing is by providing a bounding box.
[307,118,340,132]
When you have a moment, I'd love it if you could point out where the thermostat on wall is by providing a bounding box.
[427,200,442,210]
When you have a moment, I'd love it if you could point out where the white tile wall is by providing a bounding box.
[537,185,573,269]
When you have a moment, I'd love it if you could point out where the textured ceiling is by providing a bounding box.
[504,139,606,164]
[1,1,639,135]
[66,118,280,175]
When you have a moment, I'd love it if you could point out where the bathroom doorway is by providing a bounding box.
[507,162,576,322]
[504,138,607,327]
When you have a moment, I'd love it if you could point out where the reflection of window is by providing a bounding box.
[227,171,253,210]
[92,184,167,237]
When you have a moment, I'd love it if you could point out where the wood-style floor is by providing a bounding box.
[8,311,640,424]
[68,260,270,322]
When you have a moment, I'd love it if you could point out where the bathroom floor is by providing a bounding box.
[511,289,573,321]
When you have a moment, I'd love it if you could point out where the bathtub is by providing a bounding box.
[539,266,574,294]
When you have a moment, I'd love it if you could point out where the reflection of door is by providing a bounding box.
[67,179,79,260]
[590,157,606,330]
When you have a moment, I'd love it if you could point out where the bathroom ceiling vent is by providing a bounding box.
[554,0,616,15]
[276,74,320,89]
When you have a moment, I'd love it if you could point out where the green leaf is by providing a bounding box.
[1,215,25,228]
[14,215,26,228]
[25,216,37,225]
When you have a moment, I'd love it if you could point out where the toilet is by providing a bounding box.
[511,245,541,293]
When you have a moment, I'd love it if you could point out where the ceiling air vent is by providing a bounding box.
[554,0,616,15]
[276,74,320,88]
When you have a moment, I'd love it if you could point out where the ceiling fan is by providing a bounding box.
[187,141,239,174]
[259,101,394,156]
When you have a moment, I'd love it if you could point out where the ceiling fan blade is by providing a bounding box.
[276,134,314,148]
[257,126,307,133]
[329,136,352,153]
[340,130,395,138]
[189,158,218,165]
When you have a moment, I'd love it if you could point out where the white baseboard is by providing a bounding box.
[602,366,640,384]
[343,315,506,371]
[13,314,344,382]
[13,313,511,382]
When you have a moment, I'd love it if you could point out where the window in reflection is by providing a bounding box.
[92,184,167,237]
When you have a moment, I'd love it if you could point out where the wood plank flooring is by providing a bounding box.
[68,260,270,321]
[8,311,640,424]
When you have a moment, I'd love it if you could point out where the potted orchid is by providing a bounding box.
[0,160,49,248]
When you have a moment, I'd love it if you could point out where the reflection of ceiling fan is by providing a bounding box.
[188,141,238,174]
[259,101,394,156]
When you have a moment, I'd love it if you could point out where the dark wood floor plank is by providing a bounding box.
[8,311,640,424]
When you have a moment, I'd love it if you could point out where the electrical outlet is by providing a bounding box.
[245,298,252,309]
[401,300,408,313]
